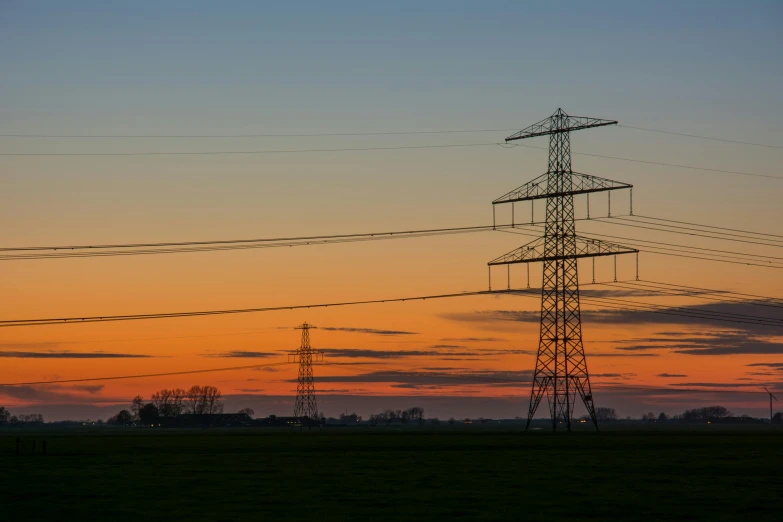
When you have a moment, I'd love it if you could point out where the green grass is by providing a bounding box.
[3,428,782,521]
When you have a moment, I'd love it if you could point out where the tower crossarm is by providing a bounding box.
[493,172,632,205]
[288,349,325,363]
[505,108,617,142]
[488,236,637,266]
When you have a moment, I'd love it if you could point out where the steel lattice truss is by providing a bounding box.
[492,172,632,205]
[490,108,635,432]
[505,108,617,142]
[488,236,637,266]
[290,322,323,420]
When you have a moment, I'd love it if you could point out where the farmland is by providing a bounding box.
[3,427,782,521]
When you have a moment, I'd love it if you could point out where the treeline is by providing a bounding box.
[638,406,733,422]
[587,406,768,423]
[109,385,226,425]
[0,407,44,425]
[367,407,425,425]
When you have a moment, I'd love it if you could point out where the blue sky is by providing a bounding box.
[3,1,782,135]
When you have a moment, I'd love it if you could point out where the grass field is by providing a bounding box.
[3,427,782,521]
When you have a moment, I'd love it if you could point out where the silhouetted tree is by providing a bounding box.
[658,412,668,421]
[404,407,425,424]
[6,413,44,424]
[681,406,731,423]
[109,410,133,426]
[185,385,224,415]
[138,403,159,425]
[595,407,618,421]
[238,408,255,418]
[380,409,395,426]
[641,412,656,422]
[131,395,144,421]
[771,412,782,425]
[0,406,10,424]
[152,388,187,417]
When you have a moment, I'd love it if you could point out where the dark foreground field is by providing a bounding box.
[3,428,782,521]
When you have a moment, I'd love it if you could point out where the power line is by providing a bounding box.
[568,149,783,181]
[619,125,783,150]
[604,217,783,248]
[0,361,291,387]
[0,288,537,328]
[0,361,531,388]
[584,288,783,326]
[636,280,783,306]
[498,227,783,269]
[586,297,783,328]
[1,224,499,252]
[605,280,783,310]
[0,139,778,181]
[3,210,776,261]
[0,128,521,139]
[4,279,781,385]
[2,225,503,252]
[578,295,783,329]
[632,215,783,241]
[0,220,581,261]
[3,124,779,151]
[586,222,783,261]
[0,142,508,156]
[576,294,783,329]
[0,226,501,261]
[16,214,768,267]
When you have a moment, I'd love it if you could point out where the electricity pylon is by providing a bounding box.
[289,322,324,420]
[489,109,637,431]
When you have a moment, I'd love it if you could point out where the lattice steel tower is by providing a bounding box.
[489,109,636,431]
[289,322,323,419]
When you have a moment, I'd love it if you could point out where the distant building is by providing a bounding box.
[255,415,320,428]
[156,413,253,428]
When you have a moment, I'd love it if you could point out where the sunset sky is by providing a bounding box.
[1,1,782,421]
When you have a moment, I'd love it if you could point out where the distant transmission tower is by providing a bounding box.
[289,322,324,420]
[489,109,637,431]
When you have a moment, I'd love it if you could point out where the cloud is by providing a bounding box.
[294,369,533,388]
[0,384,107,402]
[666,382,775,388]
[442,301,783,336]
[252,366,282,372]
[210,351,277,358]
[321,327,417,336]
[0,351,151,358]
[588,352,659,357]
[616,331,783,356]
[321,347,534,360]
[747,362,783,371]
[657,373,688,378]
[428,344,463,349]
[592,373,637,380]
[440,337,505,343]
